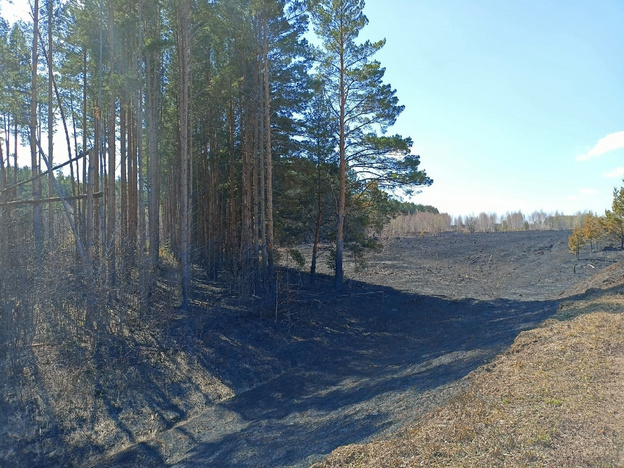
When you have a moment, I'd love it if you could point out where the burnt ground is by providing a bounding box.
[4,230,619,467]
[86,230,620,468]
[350,230,617,301]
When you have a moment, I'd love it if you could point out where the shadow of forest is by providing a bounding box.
[96,268,561,467]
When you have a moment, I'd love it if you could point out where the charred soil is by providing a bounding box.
[2,230,621,467]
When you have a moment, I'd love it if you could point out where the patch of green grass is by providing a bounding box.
[545,398,562,407]
[531,427,557,447]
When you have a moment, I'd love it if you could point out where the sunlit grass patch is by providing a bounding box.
[313,289,624,468]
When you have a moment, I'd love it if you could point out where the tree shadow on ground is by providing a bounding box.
[101,270,561,467]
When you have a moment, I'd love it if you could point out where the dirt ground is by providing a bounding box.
[81,229,619,468]
[313,259,624,468]
[350,230,617,301]
[2,230,620,467]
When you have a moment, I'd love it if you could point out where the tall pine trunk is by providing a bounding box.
[31,0,43,257]
[0,144,6,267]
[107,1,117,287]
[226,96,237,286]
[177,0,191,308]
[310,162,323,284]
[47,0,54,245]
[335,22,347,291]
[146,44,161,291]
[241,106,254,295]
[262,13,275,298]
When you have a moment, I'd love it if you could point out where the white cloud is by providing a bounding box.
[577,131,624,161]
[603,167,624,178]
[579,188,598,195]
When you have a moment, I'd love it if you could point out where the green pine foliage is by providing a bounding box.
[0,0,433,299]
[568,225,586,258]
[604,182,624,249]
[582,212,604,252]
[309,0,432,288]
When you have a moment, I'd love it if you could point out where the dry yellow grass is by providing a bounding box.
[313,290,624,467]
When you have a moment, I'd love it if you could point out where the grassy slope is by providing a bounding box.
[312,266,624,467]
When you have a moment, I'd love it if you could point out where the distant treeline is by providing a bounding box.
[383,210,595,237]
[389,200,439,215]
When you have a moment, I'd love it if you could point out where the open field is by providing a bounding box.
[2,230,622,467]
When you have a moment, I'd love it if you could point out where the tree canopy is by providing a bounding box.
[310,0,432,289]
[0,0,432,305]
[604,181,624,249]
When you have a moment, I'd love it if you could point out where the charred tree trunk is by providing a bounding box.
[310,164,323,284]
[128,106,138,265]
[241,105,254,295]
[177,0,191,308]
[120,105,127,254]
[227,96,238,287]
[335,28,347,291]
[262,14,275,298]
[146,47,161,291]
[208,128,220,280]
[107,2,117,288]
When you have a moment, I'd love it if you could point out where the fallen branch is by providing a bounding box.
[0,192,102,207]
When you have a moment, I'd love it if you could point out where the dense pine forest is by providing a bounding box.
[0,1,433,462]
[0,0,431,335]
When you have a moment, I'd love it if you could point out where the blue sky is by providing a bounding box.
[360,0,624,216]
[2,0,623,217]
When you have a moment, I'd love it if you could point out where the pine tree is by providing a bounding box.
[310,0,431,290]
[176,0,191,308]
[582,212,603,252]
[302,77,337,283]
[568,225,586,259]
[30,0,44,257]
[604,182,624,249]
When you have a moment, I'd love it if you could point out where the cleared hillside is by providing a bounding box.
[313,264,624,467]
